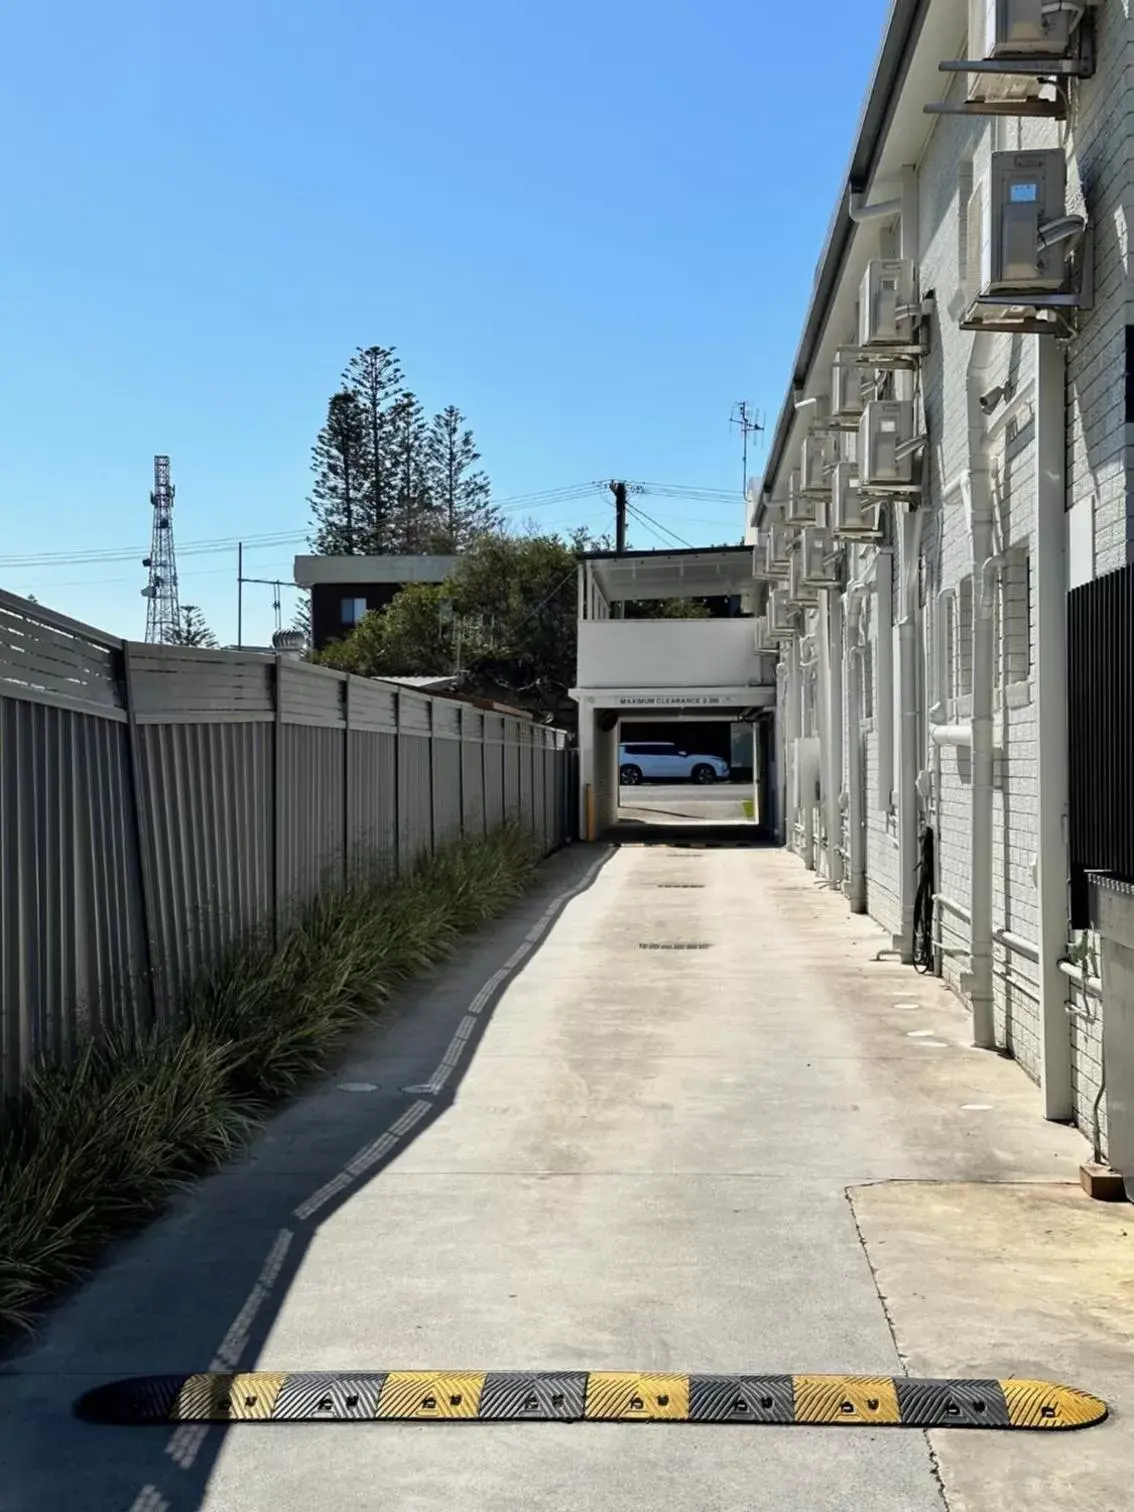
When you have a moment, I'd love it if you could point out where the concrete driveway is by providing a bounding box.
[1,843,1131,1511]
[617,780,754,826]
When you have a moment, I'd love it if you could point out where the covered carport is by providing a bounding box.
[569,546,777,841]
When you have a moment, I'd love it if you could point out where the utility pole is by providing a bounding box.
[730,402,764,499]
[609,480,628,620]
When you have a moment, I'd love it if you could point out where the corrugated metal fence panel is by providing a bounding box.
[432,727,463,848]
[519,724,534,828]
[1,698,149,1095]
[483,715,505,831]
[348,729,398,870]
[1069,561,1134,926]
[503,719,522,822]
[279,661,347,727]
[135,721,274,1012]
[398,734,433,865]
[279,724,345,907]
[461,736,487,836]
[399,689,433,736]
[0,590,125,720]
[349,677,398,733]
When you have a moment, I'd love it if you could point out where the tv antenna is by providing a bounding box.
[730,403,765,498]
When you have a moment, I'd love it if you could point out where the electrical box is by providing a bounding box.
[800,433,830,496]
[800,526,839,587]
[832,351,865,421]
[859,400,916,486]
[859,259,917,346]
[969,0,1076,59]
[787,467,820,526]
[968,150,1069,297]
[830,461,879,537]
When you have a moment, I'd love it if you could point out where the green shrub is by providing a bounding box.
[0,826,543,1340]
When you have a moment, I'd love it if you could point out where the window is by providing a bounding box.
[998,547,1032,695]
[341,596,368,626]
[958,576,974,698]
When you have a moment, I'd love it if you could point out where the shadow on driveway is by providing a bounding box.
[0,842,613,1512]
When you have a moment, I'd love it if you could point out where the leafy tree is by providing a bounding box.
[291,595,312,643]
[308,390,371,554]
[319,583,456,678]
[423,405,498,551]
[167,605,218,647]
[624,597,711,619]
[342,345,403,553]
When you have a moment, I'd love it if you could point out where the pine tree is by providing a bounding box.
[308,390,371,554]
[341,345,403,553]
[387,390,437,552]
[167,605,218,647]
[423,405,498,551]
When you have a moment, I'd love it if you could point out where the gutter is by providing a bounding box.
[756,0,931,522]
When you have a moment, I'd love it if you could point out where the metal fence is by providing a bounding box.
[1069,561,1134,928]
[0,590,575,1096]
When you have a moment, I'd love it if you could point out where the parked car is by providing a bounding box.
[618,741,731,786]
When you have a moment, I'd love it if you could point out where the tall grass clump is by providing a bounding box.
[0,826,543,1341]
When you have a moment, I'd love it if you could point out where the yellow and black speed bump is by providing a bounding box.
[74,1371,1107,1430]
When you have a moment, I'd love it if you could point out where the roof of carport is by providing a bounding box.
[582,545,754,602]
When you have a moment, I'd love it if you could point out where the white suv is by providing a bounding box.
[619,741,731,786]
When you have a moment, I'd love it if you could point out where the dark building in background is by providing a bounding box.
[293,555,458,652]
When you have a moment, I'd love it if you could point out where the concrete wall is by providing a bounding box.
[577,618,766,690]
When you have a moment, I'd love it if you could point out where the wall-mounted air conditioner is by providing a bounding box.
[859,259,917,346]
[800,433,830,497]
[770,522,794,572]
[789,550,819,606]
[832,350,865,422]
[859,400,916,487]
[969,0,1078,60]
[830,461,881,537]
[967,149,1076,300]
[787,467,820,526]
[800,526,840,588]
[754,529,790,580]
[768,588,797,636]
[753,615,772,652]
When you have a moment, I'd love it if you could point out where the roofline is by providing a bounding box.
[757,0,931,519]
[579,544,751,563]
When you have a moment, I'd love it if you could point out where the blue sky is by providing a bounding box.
[1,0,889,645]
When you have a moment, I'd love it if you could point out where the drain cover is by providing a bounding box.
[656,884,705,890]
[638,942,711,950]
[75,1371,1108,1430]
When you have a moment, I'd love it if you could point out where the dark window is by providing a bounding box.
[341,596,368,626]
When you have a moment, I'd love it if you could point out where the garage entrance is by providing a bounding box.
[568,546,778,845]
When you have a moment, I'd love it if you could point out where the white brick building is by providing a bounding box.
[749,0,1131,1153]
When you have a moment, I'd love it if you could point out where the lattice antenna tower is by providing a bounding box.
[141,455,181,642]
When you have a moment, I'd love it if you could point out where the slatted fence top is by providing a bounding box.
[0,590,124,718]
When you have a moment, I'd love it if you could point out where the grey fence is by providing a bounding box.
[0,590,574,1097]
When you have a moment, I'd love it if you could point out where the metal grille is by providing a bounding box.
[638,943,711,950]
[1069,562,1134,926]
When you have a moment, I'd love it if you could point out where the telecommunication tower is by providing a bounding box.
[141,455,181,642]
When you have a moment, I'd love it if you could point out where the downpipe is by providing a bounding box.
[844,580,869,912]
[897,506,924,963]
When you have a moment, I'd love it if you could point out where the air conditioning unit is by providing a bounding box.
[768,588,797,636]
[754,530,790,580]
[787,467,820,526]
[832,350,865,422]
[969,0,1077,60]
[789,549,819,606]
[800,433,830,497]
[753,615,772,652]
[800,526,840,588]
[966,150,1076,300]
[859,400,916,487]
[859,259,918,346]
[770,522,794,572]
[831,461,881,538]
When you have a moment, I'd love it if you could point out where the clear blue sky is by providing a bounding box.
[1,0,889,645]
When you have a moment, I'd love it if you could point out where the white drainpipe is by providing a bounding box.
[844,578,869,912]
[826,588,844,890]
[896,505,923,961]
[1034,333,1073,1120]
[961,329,997,1051]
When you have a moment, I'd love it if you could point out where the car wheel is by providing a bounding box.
[620,764,642,786]
[692,764,716,784]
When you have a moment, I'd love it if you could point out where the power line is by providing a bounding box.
[625,501,693,550]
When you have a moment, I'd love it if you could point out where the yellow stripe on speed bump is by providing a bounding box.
[793,1375,902,1426]
[72,1371,1108,1430]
